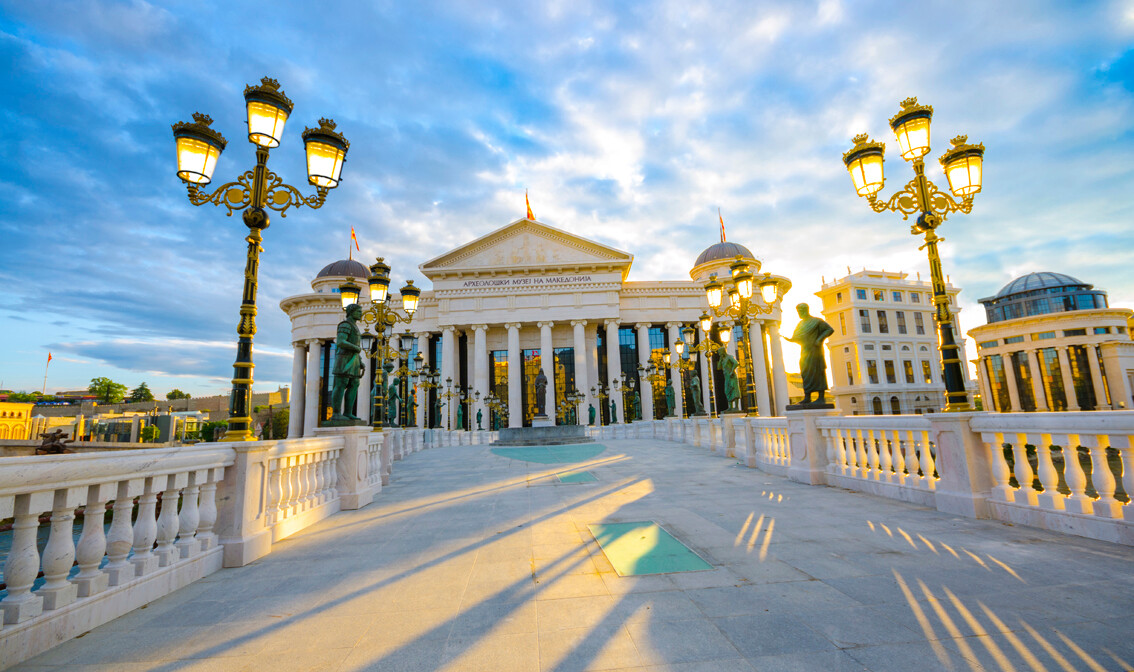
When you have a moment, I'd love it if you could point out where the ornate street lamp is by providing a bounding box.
[702,260,789,415]
[843,97,984,412]
[173,77,349,441]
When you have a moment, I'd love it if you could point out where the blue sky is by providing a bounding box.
[1,0,1132,398]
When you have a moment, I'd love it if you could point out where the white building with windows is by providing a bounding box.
[281,217,794,437]
[816,270,971,415]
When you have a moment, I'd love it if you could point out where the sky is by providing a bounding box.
[0,0,1132,399]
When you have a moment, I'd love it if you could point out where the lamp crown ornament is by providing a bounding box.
[244,76,294,109]
[171,113,228,149]
[842,134,885,164]
[889,96,933,125]
[303,117,351,149]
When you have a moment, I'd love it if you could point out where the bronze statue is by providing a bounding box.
[609,398,617,423]
[457,402,465,430]
[588,404,596,425]
[476,409,483,430]
[785,303,835,405]
[689,375,704,414]
[330,304,364,422]
[37,429,74,455]
[387,376,400,425]
[534,369,548,415]
[664,383,676,417]
[632,391,641,421]
[718,352,741,412]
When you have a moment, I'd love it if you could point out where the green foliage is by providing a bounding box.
[197,421,227,442]
[89,377,127,403]
[139,424,160,443]
[128,382,155,403]
[271,408,289,439]
[166,389,191,400]
[8,392,49,402]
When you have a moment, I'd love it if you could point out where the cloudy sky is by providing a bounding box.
[1,0,1132,398]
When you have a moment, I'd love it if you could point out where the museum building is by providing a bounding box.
[282,218,793,436]
[968,272,1134,412]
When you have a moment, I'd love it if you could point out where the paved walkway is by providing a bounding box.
[14,439,1134,671]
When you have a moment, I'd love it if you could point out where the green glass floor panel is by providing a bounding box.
[556,470,597,483]
[490,444,606,464]
[587,522,713,576]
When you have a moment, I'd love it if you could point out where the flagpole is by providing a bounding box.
[42,357,50,395]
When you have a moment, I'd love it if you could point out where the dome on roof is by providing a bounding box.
[315,259,370,279]
[694,242,756,268]
[994,272,1089,298]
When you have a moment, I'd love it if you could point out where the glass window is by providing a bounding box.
[911,293,921,303]
[919,345,929,352]
[877,310,889,334]
[890,396,901,415]
[892,291,903,302]
[1068,345,1097,410]
[896,311,907,334]
[914,312,925,335]
[873,289,884,301]
[1063,328,1087,337]
[979,340,998,349]
[1037,347,1067,411]
[836,292,843,303]
[1094,327,1110,335]
[1010,351,1036,412]
[846,361,854,386]
[859,309,871,333]
[1076,294,1095,310]
[922,360,933,384]
[1003,336,1024,344]
[881,344,892,351]
[865,344,875,350]
[903,360,915,384]
[985,355,1011,412]
[856,288,867,300]
[884,360,896,384]
[867,360,878,384]
[839,313,846,336]
[872,397,883,415]
[1032,331,1056,341]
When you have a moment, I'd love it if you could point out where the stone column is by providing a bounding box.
[1003,352,1022,412]
[1085,346,1109,409]
[506,323,522,428]
[415,332,431,428]
[635,323,655,420]
[288,342,306,438]
[929,413,993,519]
[723,322,737,358]
[1057,348,1081,411]
[749,321,772,416]
[538,321,555,422]
[130,416,140,443]
[767,321,789,415]
[473,324,489,426]
[1100,345,1134,410]
[699,348,712,415]
[359,348,372,425]
[441,326,457,429]
[573,320,591,419]
[667,322,685,418]
[303,339,321,436]
[1024,350,1048,411]
[605,320,624,423]
[976,358,996,412]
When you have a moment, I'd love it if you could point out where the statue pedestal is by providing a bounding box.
[532,415,554,428]
[324,416,366,427]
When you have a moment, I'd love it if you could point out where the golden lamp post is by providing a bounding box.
[703,259,789,415]
[842,97,985,412]
[172,77,349,441]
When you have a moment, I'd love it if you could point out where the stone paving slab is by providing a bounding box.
[12,438,1134,671]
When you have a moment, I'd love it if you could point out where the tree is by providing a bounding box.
[139,424,160,443]
[271,408,289,440]
[89,377,127,404]
[128,382,155,403]
[166,389,191,400]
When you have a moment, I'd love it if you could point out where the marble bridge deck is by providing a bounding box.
[13,438,1134,672]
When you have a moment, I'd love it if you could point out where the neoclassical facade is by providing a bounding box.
[281,218,793,436]
[969,272,1134,412]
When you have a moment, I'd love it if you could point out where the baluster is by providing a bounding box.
[280,456,294,518]
[1123,436,1134,514]
[1011,434,1038,506]
[311,453,324,504]
[891,430,907,485]
[905,430,921,481]
[40,489,80,610]
[154,475,182,567]
[267,458,282,525]
[104,482,136,585]
[822,429,835,475]
[74,484,112,597]
[334,448,346,498]
[920,431,936,488]
[1062,434,1092,515]
[989,433,1014,502]
[1,493,45,624]
[197,470,219,551]
[1034,433,1065,511]
[288,456,301,513]
[1086,435,1122,518]
[879,429,894,482]
[866,429,880,479]
[830,429,845,475]
[176,473,201,559]
[131,478,159,576]
[303,454,316,507]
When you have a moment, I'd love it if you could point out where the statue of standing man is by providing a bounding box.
[785,303,835,406]
[534,369,548,416]
[330,303,364,423]
[718,352,741,412]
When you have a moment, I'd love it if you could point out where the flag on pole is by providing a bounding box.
[47,352,52,364]
[350,226,361,252]
[526,190,535,221]
[719,208,726,243]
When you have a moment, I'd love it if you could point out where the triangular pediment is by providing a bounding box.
[420,218,632,278]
